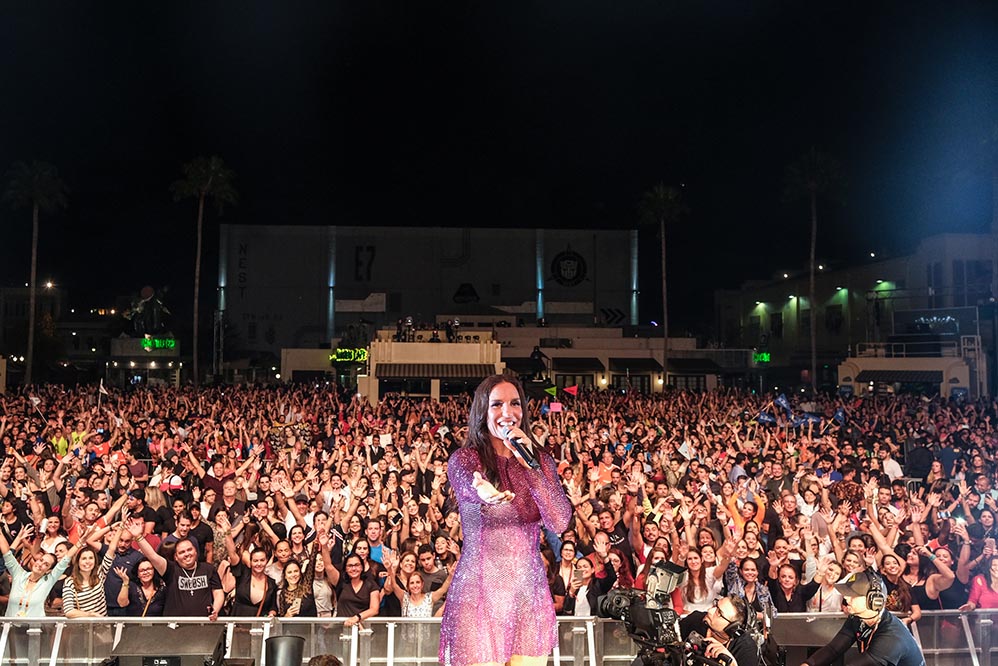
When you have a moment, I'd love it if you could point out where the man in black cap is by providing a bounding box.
[800,569,924,666]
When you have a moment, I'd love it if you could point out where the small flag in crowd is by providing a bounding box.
[550,402,563,413]
[678,441,693,460]
[99,379,109,396]
[774,393,792,416]
[792,413,823,427]
[28,395,45,418]
[563,385,579,397]
[544,386,558,397]
[832,408,846,425]
[756,411,777,425]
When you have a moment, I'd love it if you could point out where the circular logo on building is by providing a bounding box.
[551,249,587,287]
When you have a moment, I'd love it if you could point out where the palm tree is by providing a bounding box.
[784,148,841,394]
[639,184,687,387]
[171,156,237,385]
[4,161,68,385]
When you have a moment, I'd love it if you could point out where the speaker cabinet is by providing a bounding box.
[109,625,227,666]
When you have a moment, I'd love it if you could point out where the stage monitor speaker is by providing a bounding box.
[110,625,226,666]
[266,636,305,666]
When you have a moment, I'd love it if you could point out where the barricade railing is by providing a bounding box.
[1,611,995,665]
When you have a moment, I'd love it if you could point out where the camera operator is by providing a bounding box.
[801,570,924,666]
[679,595,757,666]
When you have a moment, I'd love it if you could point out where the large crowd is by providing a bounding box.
[0,381,995,631]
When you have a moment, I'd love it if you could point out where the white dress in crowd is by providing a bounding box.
[681,569,722,613]
[402,592,434,618]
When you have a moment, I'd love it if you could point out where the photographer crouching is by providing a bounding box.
[598,560,763,666]
[679,595,758,666]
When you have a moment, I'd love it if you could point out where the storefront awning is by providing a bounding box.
[667,358,723,375]
[855,370,943,383]
[375,363,495,379]
[552,357,606,373]
[609,357,663,373]
[501,357,537,375]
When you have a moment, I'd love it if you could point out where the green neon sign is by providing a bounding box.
[329,348,368,363]
[753,352,771,363]
[141,337,176,350]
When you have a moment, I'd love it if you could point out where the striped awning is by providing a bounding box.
[855,370,943,383]
[375,363,495,379]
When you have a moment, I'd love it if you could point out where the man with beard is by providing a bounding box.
[126,518,223,619]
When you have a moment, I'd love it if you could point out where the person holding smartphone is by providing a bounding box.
[562,538,616,616]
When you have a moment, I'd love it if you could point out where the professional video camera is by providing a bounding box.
[596,561,733,666]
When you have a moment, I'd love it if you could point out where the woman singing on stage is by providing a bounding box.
[440,375,573,666]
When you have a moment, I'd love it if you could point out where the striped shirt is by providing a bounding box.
[62,551,113,616]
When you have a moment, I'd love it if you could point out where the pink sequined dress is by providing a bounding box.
[440,446,572,666]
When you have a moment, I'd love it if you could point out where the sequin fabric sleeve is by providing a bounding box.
[440,447,573,666]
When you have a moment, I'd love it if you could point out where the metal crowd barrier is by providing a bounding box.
[0,611,993,665]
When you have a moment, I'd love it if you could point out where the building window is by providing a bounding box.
[672,375,705,390]
[556,374,595,389]
[612,374,650,393]
[748,315,761,343]
[953,260,965,307]
[800,308,811,336]
[770,312,783,340]
[825,304,843,334]
[958,259,993,306]
[927,262,943,308]
[247,322,257,341]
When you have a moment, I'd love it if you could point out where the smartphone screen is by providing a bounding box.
[987,538,996,551]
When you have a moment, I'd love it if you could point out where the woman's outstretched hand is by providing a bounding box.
[473,472,515,505]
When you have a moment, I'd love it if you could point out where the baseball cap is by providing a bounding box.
[159,475,184,492]
[834,570,884,599]
[294,494,309,504]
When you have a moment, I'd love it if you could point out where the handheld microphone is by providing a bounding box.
[499,426,541,470]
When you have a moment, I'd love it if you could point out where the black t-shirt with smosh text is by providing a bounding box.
[162,560,221,616]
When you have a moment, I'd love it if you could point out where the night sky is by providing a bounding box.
[2,2,997,335]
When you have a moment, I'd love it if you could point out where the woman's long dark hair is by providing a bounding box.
[684,547,709,603]
[882,554,914,612]
[463,374,539,487]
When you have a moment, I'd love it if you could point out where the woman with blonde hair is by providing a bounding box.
[142,486,172,534]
